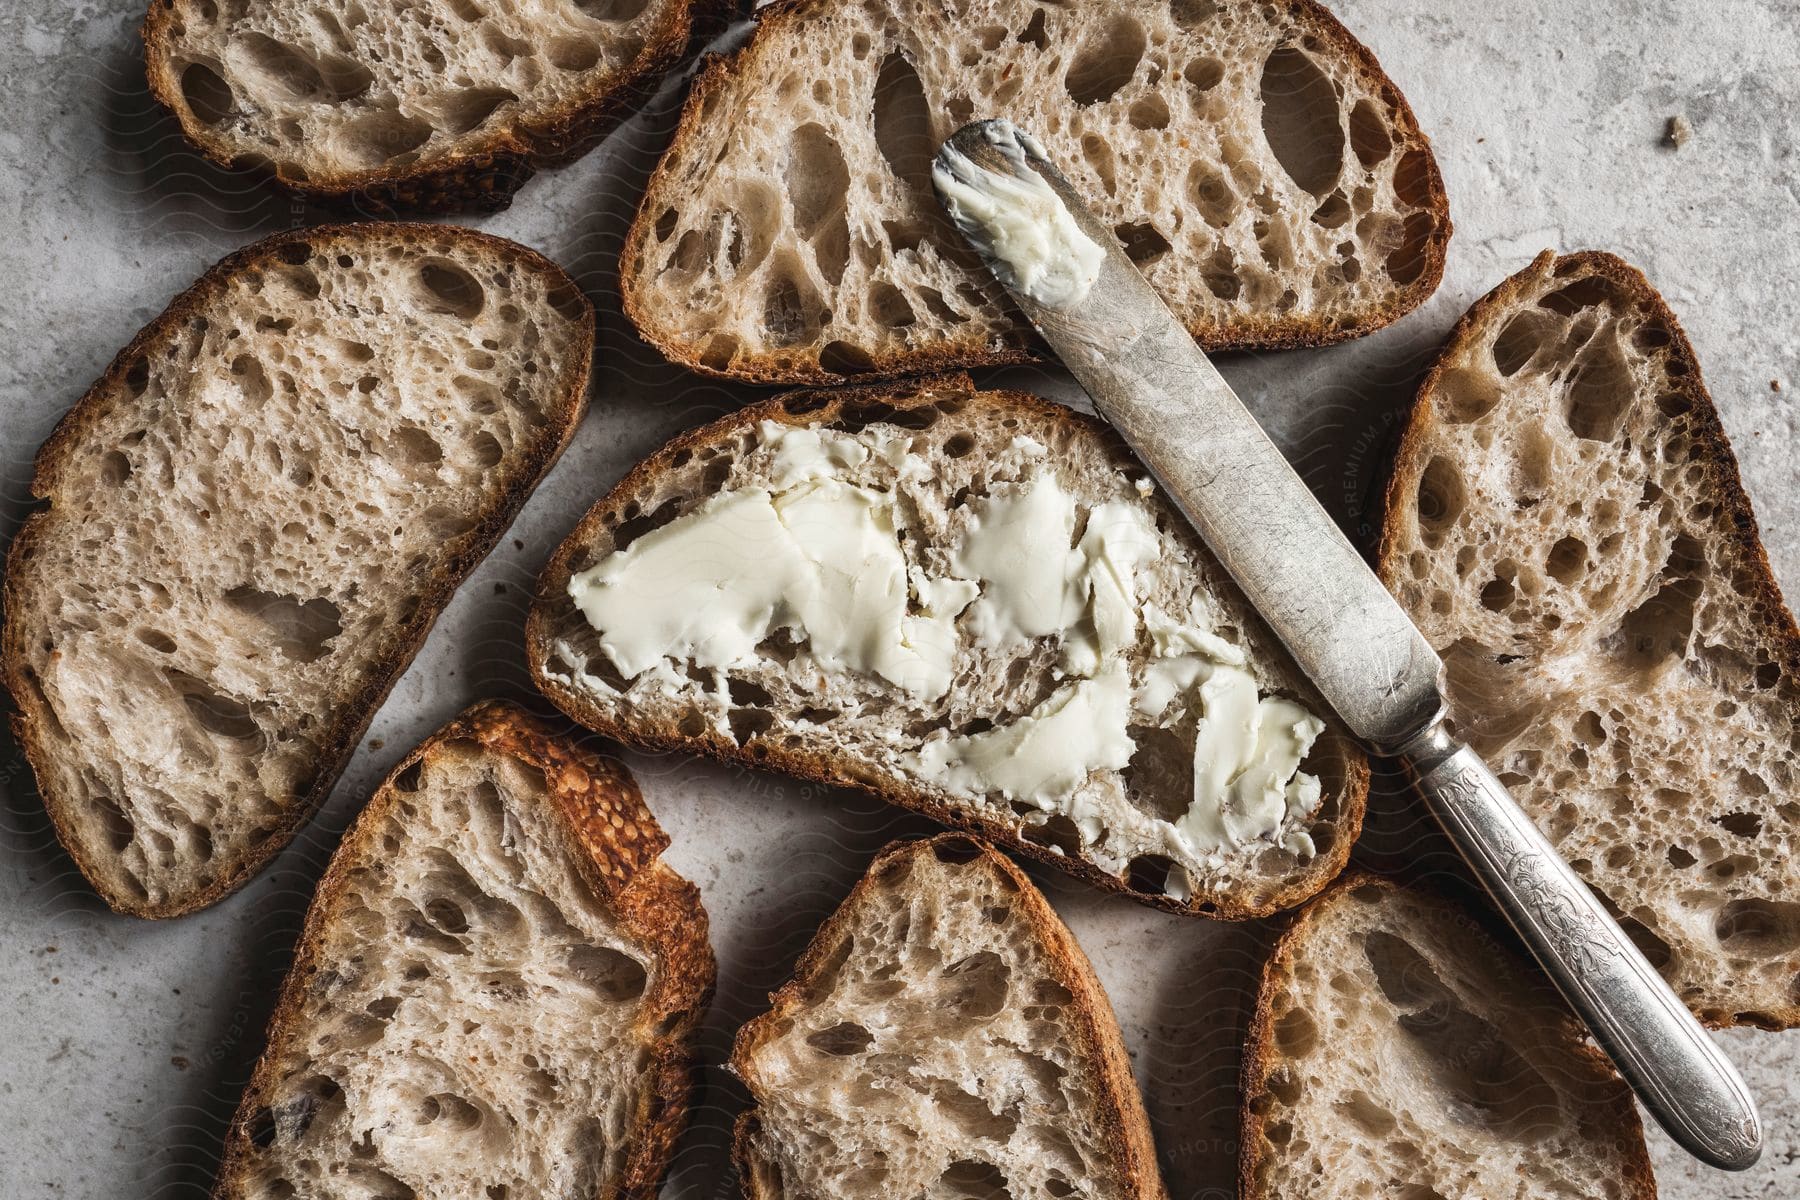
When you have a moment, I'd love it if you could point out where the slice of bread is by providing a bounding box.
[211,699,714,1200]
[733,834,1166,1200]
[1378,251,1800,1030]
[621,0,1450,383]
[144,0,720,212]
[1240,873,1655,1200]
[2,223,593,918]
[527,375,1369,919]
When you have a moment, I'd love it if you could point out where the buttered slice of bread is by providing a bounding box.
[2,223,592,917]
[144,0,719,212]
[622,0,1450,383]
[211,700,714,1200]
[1240,874,1654,1200]
[734,835,1167,1200]
[528,376,1369,919]
[1379,251,1800,1029]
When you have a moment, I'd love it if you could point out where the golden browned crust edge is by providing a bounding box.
[141,0,735,214]
[0,222,595,918]
[1236,871,1658,1200]
[618,0,1452,384]
[728,834,1167,1200]
[1373,249,1800,1031]
[524,375,1370,920]
[209,699,716,1200]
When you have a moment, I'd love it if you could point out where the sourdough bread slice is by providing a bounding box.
[734,834,1166,1200]
[211,700,714,1200]
[621,0,1450,383]
[2,223,593,917]
[1240,873,1655,1200]
[527,376,1369,919]
[144,0,721,212]
[1378,251,1800,1029]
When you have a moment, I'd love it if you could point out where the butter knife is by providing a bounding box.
[932,118,1760,1171]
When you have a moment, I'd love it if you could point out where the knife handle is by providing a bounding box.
[1397,721,1761,1171]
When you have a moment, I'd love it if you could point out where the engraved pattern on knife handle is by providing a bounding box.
[1402,723,1762,1170]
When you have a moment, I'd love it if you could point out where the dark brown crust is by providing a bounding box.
[141,0,735,214]
[525,375,1370,920]
[1,222,595,918]
[1374,250,1800,1030]
[619,0,1452,384]
[210,699,716,1200]
[729,834,1166,1200]
[1237,871,1658,1200]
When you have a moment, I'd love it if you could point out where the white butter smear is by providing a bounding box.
[566,420,1329,882]
[932,121,1106,309]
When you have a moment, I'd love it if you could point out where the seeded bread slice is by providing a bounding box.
[734,834,1167,1200]
[621,0,1450,383]
[2,223,593,917]
[1378,251,1800,1030]
[144,0,724,212]
[211,699,714,1200]
[1240,873,1655,1200]
[527,375,1369,919]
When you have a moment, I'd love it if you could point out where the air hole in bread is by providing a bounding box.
[224,586,343,662]
[1021,813,1084,858]
[1114,221,1172,265]
[1491,308,1557,377]
[1082,133,1119,196]
[469,430,504,469]
[1385,211,1435,286]
[1563,333,1632,441]
[229,354,274,407]
[546,36,602,72]
[227,32,363,103]
[99,450,133,486]
[386,424,446,467]
[1613,576,1701,667]
[819,340,877,375]
[1065,12,1145,105]
[1715,899,1800,954]
[1258,45,1343,198]
[574,0,649,21]
[180,60,237,124]
[866,282,916,330]
[697,333,739,372]
[562,943,647,1001]
[938,1159,1011,1200]
[1127,93,1171,130]
[806,1021,874,1056]
[872,51,934,196]
[1201,248,1242,301]
[930,836,982,865]
[1335,1087,1396,1135]
[1347,98,1392,167]
[1433,366,1499,424]
[763,265,824,348]
[1537,276,1616,316]
[1545,535,1588,585]
[168,670,264,744]
[437,86,519,134]
[1414,457,1465,545]
[339,108,433,167]
[415,259,486,320]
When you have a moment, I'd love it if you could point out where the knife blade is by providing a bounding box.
[931,117,1760,1171]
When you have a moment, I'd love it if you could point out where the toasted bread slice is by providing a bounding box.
[527,375,1369,919]
[1378,251,1800,1029]
[621,0,1450,383]
[733,834,1166,1200]
[144,0,721,212]
[1240,873,1655,1200]
[2,223,592,917]
[211,700,714,1200]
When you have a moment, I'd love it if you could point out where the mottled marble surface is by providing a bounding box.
[1,0,1796,1196]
